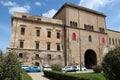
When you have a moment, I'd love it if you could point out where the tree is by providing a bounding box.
[102,47,120,80]
[0,50,22,80]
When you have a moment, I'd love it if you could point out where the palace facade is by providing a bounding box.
[7,3,120,68]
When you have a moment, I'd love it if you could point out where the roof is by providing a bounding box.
[53,2,106,18]
[107,29,120,33]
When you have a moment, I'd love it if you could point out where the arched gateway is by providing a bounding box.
[84,49,97,69]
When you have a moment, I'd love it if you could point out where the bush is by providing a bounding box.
[93,66,102,73]
[43,71,99,80]
[102,47,120,80]
[51,64,62,72]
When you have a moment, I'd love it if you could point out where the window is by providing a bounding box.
[47,31,51,38]
[58,55,61,59]
[112,38,114,45]
[19,53,23,58]
[119,39,120,45]
[70,21,72,27]
[36,30,40,36]
[89,35,92,42]
[35,42,39,49]
[22,15,27,19]
[37,18,41,21]
[72,33,76,40]
[99,28,105,33]
[35,54,39,59]
[75,22,77,27]
[21,27,25,35]
[47,54,51,60]
[57,32,60,39]
[115,39,117,45]
[102,37,105,44]
[70,21,77,27]
[109,38,111,45]
[57,43,60,51]
[84,24,94,31]
[19,41,24,48]
[47,43,51,50]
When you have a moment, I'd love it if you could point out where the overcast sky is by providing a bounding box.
[0,0,120,53]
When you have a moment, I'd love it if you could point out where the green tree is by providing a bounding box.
[0,50,22,80]
[102,47,120,80]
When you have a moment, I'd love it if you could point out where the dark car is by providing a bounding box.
[23,66,41,72]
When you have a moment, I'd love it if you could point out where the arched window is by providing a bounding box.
[89,35,92,42]
[102,37,105,44]
[19,53,23,58]
[72,33,76,40]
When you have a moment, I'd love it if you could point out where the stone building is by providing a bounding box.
[7,3,120,68]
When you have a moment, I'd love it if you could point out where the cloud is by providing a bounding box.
[79,0,115,10]
[35,2,41,6]
[43,9,57,18]
[0,0,31,14]
[9,5,31,14]
[0,1,16,6]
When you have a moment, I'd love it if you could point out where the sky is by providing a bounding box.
[0,0,120,53]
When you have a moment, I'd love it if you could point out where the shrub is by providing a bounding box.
[102,47,120,80]
[43,71,100,80]
[93,66,102,73]
[51,64,62,72]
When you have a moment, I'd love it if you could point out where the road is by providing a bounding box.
[28,72,52,80]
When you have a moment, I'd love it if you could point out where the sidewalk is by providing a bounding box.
[28,72,52,80]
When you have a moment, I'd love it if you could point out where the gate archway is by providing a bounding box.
[84,49,97,69]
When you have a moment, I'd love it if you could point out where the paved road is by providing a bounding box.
[28,72,51,80]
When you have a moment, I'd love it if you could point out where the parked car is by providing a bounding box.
[43,66,52,71]
[76,65,87,71]
[62,66,77,72]
[23,66,41,72]
[22,65,29,70]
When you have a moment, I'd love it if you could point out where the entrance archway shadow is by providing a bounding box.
[84,49,97,69]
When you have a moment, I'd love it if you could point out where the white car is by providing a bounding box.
[43,66,52,71]
[76,65,87,71]
[22,65,29,69]
[62,66,77,72]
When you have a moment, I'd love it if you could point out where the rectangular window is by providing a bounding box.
[22,15,27,19]
[115,39,117,45]
[119,39,120,45]
[47,43,51,50]
[84,24,94,31]
[35,42,39,49]
[109,38,111,45]
[112,38,114,45]
[36,30,40,36]
[57,44,60,51]
[47,54,51,60]
[58,55,61,59]
[57,32,60,39]
[37,18,41,21]
[99,28,105,33]
[21,27,25,35]
[47,31,51,38]
[19,41,24,48]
